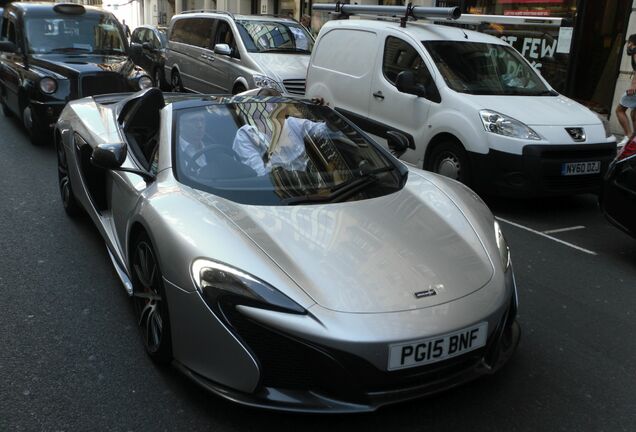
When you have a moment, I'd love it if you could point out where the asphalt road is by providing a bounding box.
[1,111,636,432]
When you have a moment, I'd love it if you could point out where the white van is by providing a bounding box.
[306,17,617,196]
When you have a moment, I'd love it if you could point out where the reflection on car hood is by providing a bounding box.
[249,52,309,82]
[199,173,493,313]
[466,94,601,126]
[30,54,136,79]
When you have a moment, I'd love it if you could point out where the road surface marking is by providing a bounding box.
[543,225,586,234]
[496,217,597,256]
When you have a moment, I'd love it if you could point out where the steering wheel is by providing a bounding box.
[185,144,236,176]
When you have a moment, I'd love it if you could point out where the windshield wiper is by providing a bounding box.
[282,165,395,205]
[50,47,91,53]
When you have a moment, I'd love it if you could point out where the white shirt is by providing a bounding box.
[179,137,207,172]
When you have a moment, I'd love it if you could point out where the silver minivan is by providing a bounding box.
[165,11,313,95]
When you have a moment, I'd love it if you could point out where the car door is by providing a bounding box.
[198,18,234,94]
[129,27,144,65]
[368,32,440,157]
[140,29,159,74]
[0,17,24,114]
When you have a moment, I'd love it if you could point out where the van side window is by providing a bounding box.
[214,21,238,57]
[171,18,213,48]
[382,36,440,103]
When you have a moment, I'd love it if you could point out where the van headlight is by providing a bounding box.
[494,220,511,271]
[252,74,284,93]
[480,110,541,140]
[138,75,153,90]
[192,259,305,314]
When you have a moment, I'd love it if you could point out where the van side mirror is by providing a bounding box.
[214,43,232,56]
[386,131,410,158]
[91,143,127,170]
[0,41,18,53]
[396,70,426,98]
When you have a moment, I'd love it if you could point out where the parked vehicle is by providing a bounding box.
[600,137,636,239]
[55,87,519,412]
[0,2,153,145]
[129,25,168,89]
[305,4,617,197]
[164,11,312,95]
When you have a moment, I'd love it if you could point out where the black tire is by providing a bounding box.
[428,140,472,185]
[23,105,49,146]
[170,70,183,92]
[131,232,173,364]
[232,84,246,95]
[0,87,12,118]
[56,139,82,217]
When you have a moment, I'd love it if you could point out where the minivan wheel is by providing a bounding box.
[232,84,246,95]
[171,70,183,92]
[428,141,472,185]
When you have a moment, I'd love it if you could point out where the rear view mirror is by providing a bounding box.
[214,43,232,56]
[386,131,410,158]
[91,143,127,170]
[396,70,426,98]
[0,41,18,53]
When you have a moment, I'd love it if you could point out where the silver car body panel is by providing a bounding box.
[55,91,518,412]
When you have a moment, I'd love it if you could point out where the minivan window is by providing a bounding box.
[424,41,551,96]
[235,20,313,53]
[383,36,439,102]
[171,18,213,47]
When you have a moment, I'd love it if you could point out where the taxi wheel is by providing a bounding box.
[131,232,173,364]
[0,101,12,117]
[429,141,472,186]
[22,106,48,146]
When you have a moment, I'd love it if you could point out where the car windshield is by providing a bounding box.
[25,16,126,55]
[174,100,402,206]
[235,20,313,53]
[157,29,167,47]
[423,41,552,96]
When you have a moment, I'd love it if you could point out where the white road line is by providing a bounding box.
[543,225,586,234]
[495,217,597,256]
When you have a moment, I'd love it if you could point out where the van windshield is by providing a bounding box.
[236,20,313,54]
[423,41,553,96]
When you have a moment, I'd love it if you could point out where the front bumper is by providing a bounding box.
[469,143,617,197]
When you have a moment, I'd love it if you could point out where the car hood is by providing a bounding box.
[465,94,601,126]
[200,174,494,313]
[30,54,136,79]
[249,52,309,81]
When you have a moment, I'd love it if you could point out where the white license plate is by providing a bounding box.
[561,161,600,176]
[388,322,488,371]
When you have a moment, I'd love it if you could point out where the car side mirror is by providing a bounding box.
[386,131,410,158]
[396,70,426,98]
[214,43,232,56]
[0,41,18,53]
[142,42,154,51]
[91,143,127,170]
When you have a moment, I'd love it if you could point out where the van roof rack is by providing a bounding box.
[312,2,460,27]
[180,9,235,19]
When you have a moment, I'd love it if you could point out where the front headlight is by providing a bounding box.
[252,74,284,93]
[138,75,153,90]
[494,220,511,271]
[39,77,57,94]
[191,259,305,314]
[480,110,541,140]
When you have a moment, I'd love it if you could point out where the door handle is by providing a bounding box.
[373,91,384,100]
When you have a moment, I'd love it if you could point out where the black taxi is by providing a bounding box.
[0,3,153,144]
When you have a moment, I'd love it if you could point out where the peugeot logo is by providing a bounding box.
[566,127,586,142]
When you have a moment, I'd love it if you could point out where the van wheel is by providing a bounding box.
[428,141,472,185]
[232,84,246,95]
[171,70,183,92]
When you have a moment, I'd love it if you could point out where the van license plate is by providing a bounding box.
[561,161,600,176]
[387,322,488,371]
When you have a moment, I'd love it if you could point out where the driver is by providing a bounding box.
[178,110,208,173]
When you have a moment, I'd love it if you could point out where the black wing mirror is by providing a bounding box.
[91,143,127,169]
[396,70,426,98]
[214,43,232,56]
[386,131,411,158]
[0,41,18,53]
[142,42,154,51]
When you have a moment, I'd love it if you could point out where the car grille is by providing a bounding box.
[283,79,305,96]
[80,73,128,97]
[221,301,510,402]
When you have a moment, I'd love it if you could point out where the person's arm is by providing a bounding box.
[629,55,636,95]
[232,126,269,176]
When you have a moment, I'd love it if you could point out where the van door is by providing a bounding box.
[368,33,440,162]
[200,19,236,94]
[307,28,378,120]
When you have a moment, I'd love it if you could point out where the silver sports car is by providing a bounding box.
[54,88,520,412]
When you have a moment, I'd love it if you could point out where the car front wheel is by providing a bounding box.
[56,139,82,217]
[428,141,472,185]
[131,232,173,364]
[170,70,183,92]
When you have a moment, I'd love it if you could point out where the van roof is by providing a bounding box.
[171,12,298,24]
[321,18,507,45]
